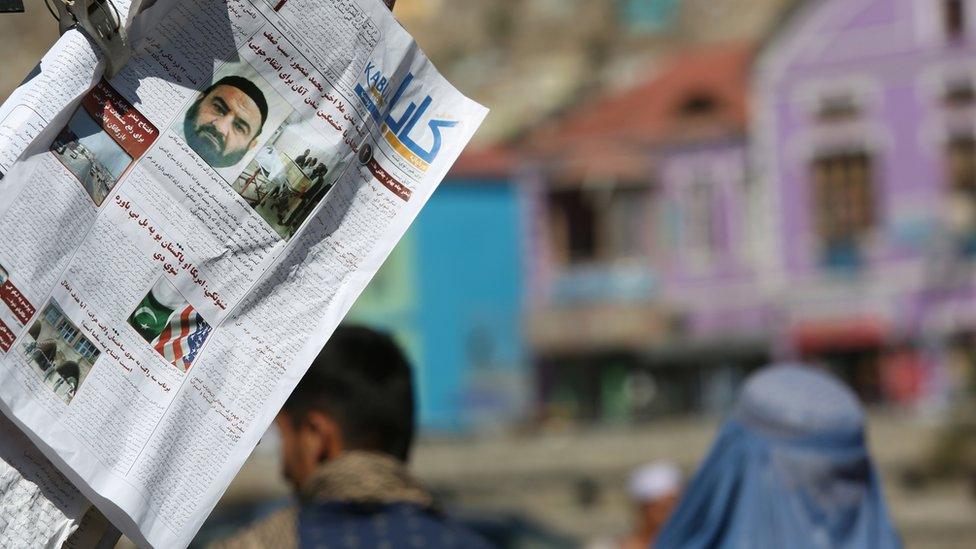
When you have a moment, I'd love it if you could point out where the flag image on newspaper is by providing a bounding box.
[129,277,213,371]
[0,0,488,547]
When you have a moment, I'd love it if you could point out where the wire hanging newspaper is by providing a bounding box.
[0,0,487,546]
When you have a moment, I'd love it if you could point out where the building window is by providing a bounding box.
[57,320,79,345]
[948,135,976,190]
[944,78,976,106]
[946,135,976,255]
[678,92,719,119]
[548,185,650,265]
[74,338,98,361]
[44,306,61,326]
[811,152,875,270]
[684,178,720,263]
[606,187,650,260]
[549,187,598,264]
[818,94,860,122]
[945,0,966,41]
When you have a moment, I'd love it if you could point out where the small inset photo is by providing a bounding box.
[51,107,132,206]
[128,278,212,372]
[19,302,99,403]
[50,80,157,206]
[174,60,291,181]
[230,117,339,240]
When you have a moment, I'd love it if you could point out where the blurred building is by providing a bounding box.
[348,151,528,432]
[523,43,768,423]
[394,0,790,144]
[752,0,976,404]
[519,0,976,423]
[347,0,976,430]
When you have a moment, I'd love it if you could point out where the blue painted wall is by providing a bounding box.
[349,178,525,433]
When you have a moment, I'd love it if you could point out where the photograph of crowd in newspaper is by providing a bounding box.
[230,114,341,240]
[19,302,99,403]
[128,277,212,372]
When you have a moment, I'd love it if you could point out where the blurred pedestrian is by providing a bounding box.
[587,462,681,549]
[656,364,901,549]
[625,461,682,548]
[212,325,491,549]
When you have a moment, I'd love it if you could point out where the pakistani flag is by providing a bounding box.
[129,279,186,343]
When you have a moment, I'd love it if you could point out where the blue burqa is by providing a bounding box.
[656,365,901,549]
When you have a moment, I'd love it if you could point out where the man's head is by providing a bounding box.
[184,76,269,168]
[628,462,682,538]
[276,325,415,492]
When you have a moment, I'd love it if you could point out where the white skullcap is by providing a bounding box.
[628,461,682,503]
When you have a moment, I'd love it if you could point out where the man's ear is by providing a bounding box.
[302,409,344,462]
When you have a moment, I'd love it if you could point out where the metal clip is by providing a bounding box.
[47,0,129,77]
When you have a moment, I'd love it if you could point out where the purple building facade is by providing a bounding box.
[523,44,769,421]
[750,0,976,404]
[522,0,976,422]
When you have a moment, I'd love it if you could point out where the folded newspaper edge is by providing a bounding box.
[0,0,487,547]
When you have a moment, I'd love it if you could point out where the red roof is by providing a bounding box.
[448,144,518,179]
[530,42,753,157]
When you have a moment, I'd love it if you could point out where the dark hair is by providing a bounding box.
[201,75,269,132]
[283,325,416,462]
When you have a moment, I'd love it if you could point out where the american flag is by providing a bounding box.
[152,305,212,371]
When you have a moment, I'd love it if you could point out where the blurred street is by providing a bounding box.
[224,413,976,547]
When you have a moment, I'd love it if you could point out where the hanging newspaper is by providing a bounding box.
[0,0,487,547]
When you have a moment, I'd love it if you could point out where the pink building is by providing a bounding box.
[523,44,766,421]
[752,0,976,404]
[521,0,976,422]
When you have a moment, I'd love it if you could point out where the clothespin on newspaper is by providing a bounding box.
[48,0,130,77]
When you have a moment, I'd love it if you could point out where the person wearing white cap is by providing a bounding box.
[621,461,683,548]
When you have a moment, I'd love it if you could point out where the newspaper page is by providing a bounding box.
[0,0,488,547]
[0,412,90,548]
[0,411,118,548]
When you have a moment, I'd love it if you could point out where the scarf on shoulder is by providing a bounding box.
[211,451,433,549]
[300,451,434,508]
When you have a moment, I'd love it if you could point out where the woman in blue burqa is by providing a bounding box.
[656,365,901,548]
